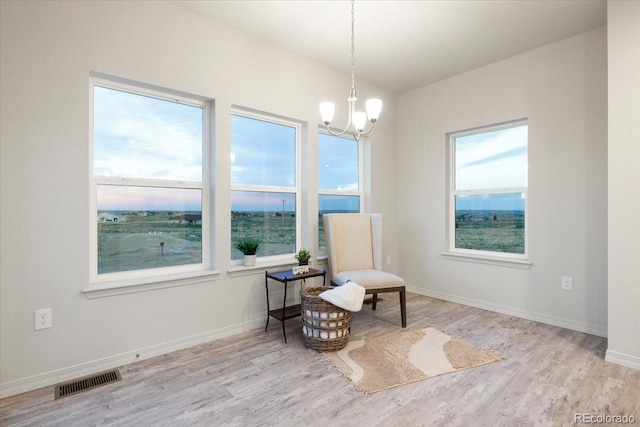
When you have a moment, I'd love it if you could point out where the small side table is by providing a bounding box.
[265,268,326,343]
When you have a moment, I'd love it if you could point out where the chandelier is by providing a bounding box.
[319,0,381,141]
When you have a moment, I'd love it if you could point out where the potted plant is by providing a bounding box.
[235,237,262,266]
[295,248,312,266]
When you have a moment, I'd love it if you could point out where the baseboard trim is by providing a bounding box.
[408,286,608,338]
[605,349,640,371]
[0,318,264,399]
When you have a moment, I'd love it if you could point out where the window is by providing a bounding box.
[318,132,362,250]
[448,121,528,260]
[230,112,300,261]
[90,78,210,281]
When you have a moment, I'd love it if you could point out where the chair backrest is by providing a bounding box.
[323,213,383,278]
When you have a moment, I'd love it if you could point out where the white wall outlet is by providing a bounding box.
[386,255,392,265]
[34,308,52,330]
[561,276,573,291]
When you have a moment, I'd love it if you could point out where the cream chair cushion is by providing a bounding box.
[327,213,374,273]
[333,270,405,290]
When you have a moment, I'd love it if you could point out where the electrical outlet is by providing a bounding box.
[34,308,52,330]
[386,255,392,265]
[561,276,573,291]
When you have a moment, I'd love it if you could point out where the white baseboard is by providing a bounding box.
[605,349,640,371]
[408,286,608,338]
[0,318,264,399]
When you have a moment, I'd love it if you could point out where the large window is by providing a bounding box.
[448,121,528,258]
[90,79,210,280]
[318,132,362,250]
[230,112,300,261]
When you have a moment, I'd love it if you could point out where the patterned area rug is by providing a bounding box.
[323,327,502,394]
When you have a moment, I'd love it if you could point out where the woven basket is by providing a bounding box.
[300,286,351,352]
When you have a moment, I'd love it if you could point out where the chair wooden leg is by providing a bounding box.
[372,293,378,310]
[399,288,407,328]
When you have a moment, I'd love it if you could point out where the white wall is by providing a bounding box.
[606,0,640,370]
[397,28,608,336]
[0,1,398,397]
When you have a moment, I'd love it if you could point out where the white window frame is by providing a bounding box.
[317,130,364,252]
[86,76,214,294]
[230,109,302,266]
[445,119,530,268]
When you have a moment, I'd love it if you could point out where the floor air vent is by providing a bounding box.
[54,369,121,399]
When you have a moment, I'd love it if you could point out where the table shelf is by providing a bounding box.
[267,303,302,321]
[265,268,326,343]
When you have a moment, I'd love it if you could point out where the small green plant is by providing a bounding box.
[235,237,262,255]
[294,248,312,264]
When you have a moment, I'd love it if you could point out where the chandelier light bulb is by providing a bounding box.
[353,111,367,132]
[365,98,382,122]
[319,102,336,125]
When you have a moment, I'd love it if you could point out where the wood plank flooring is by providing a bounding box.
[1,293,639,426]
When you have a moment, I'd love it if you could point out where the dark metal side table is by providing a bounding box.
[265,268,326,343]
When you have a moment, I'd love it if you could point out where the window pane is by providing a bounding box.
[318,133,358,191]
[455,193,525,254]
[231,191,296,259]
[97,185,202,274]
[93,86,203,181]
[455,125,527,190]
[231,115,296,187]
[318,195,360,250]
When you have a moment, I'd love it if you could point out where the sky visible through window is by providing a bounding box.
[231,114,296,213]
[455,125,528,211]
[95,90,362,213]
[230,116,361,213]
[94,86,203,211]
[318,133,359,192]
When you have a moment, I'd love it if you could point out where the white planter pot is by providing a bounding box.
[243,254,256,266]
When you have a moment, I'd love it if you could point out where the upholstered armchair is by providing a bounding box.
[323,213,407,327]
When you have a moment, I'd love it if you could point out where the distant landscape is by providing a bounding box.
[98,209,360,272]
[231,209,357,259]
[97,210,202,274]
[455,210,525,254]
[231,211,296,259]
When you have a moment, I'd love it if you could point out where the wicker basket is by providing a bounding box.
[300,286,351,352]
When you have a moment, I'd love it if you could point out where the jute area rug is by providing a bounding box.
[323,327,502,394]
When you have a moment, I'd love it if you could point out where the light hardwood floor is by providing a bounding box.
[2,293,639,427]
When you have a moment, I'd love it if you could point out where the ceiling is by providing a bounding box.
[170,0,607,94]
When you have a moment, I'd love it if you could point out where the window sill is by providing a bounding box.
[441,252,532,269]
[83,269,220,299]
[227,260,299,278]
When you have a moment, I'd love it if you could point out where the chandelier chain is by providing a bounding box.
[350,0,355,91]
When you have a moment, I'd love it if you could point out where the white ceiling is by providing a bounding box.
[170,0,607,94]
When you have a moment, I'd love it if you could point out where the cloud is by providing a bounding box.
[458,146,527,170]
[93,86,203,182]
[455,125,528,190]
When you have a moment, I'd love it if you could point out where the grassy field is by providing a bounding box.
[231,212,296,259]
[100,211,304,272]
[99,209,519,273]
[98,211,202,274]
[230,211,356,258]
[455,210,525,254]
